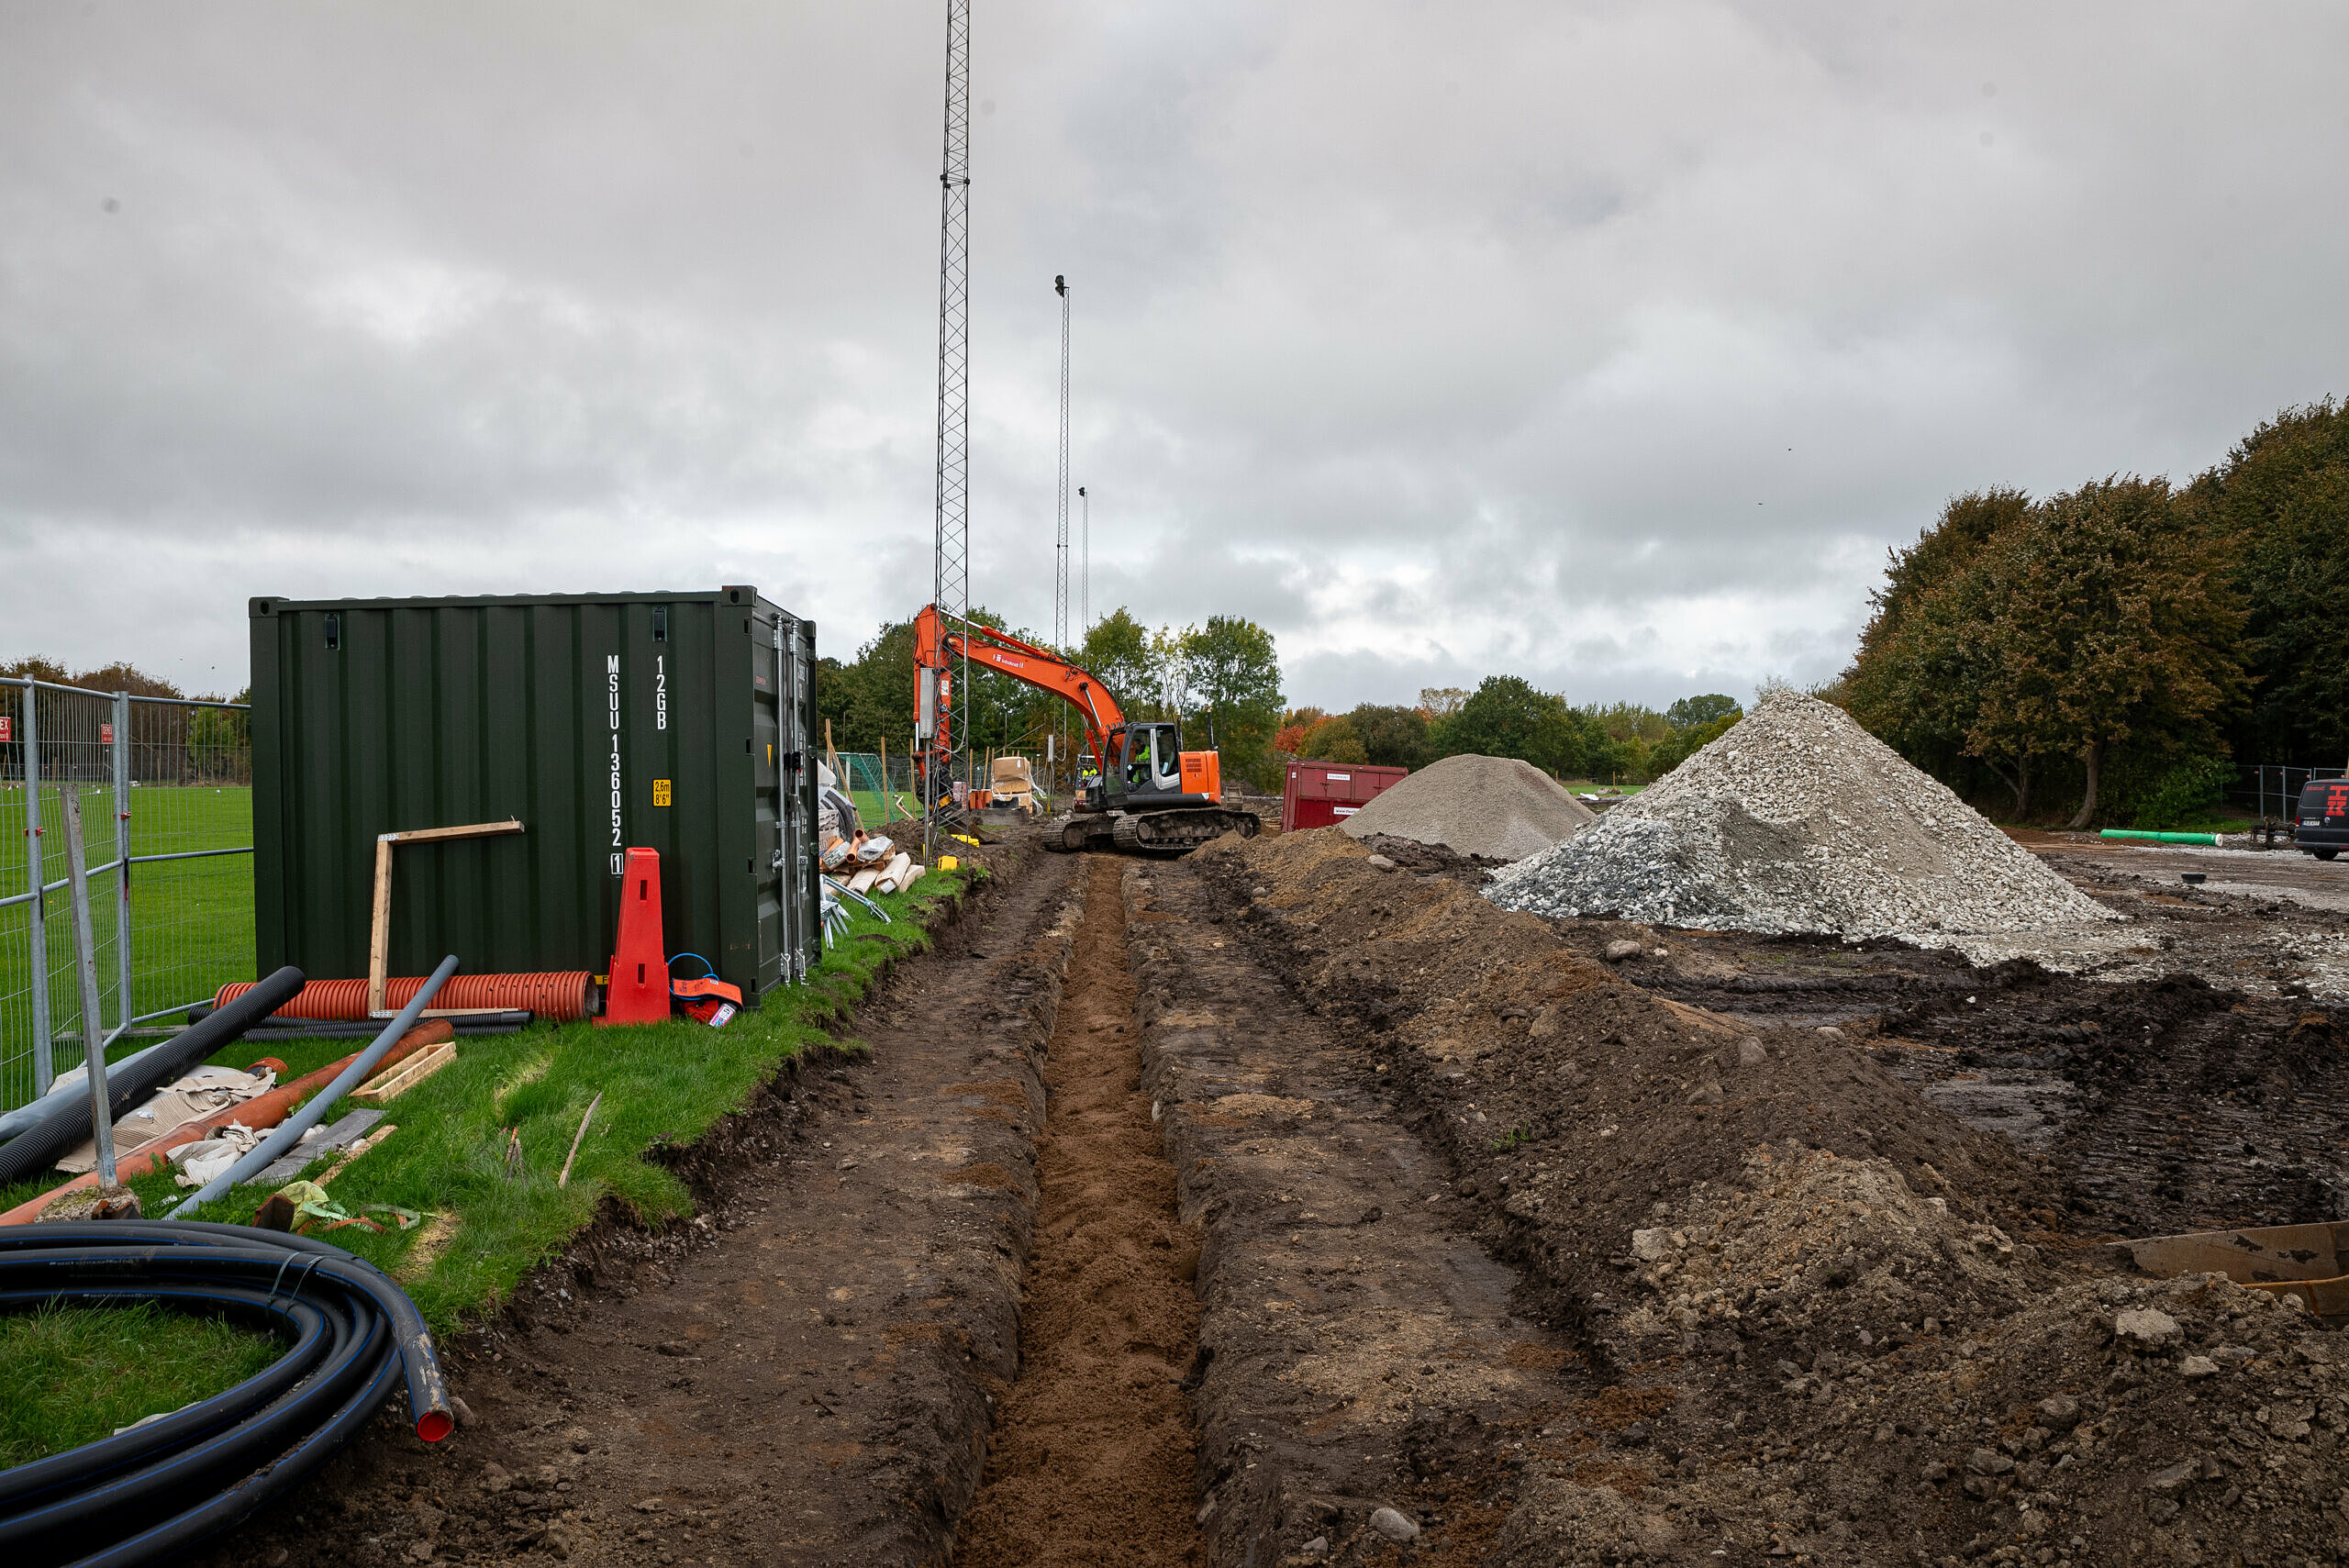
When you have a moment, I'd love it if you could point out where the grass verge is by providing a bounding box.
[0,858,985,1340]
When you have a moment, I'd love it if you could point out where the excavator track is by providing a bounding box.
[1041,809,1259,857]
[1115,807,1260,857]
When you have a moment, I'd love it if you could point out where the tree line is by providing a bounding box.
[1842,398,2349,828]
[1276,684,1742,784]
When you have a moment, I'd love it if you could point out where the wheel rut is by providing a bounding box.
[1126,858,1590,1568]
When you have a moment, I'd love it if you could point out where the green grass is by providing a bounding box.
[0,1301,284,1466]
[3,785,256,1104]
[0,860,983,1337]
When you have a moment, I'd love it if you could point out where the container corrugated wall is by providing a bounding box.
[250,588,818,1004]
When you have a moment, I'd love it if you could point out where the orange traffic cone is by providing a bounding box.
[599,847,669,1026]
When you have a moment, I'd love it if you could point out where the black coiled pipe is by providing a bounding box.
[0,1221,452,1568]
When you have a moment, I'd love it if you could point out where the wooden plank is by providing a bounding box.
[384,818,525,845]
[367,836,394,1017]
[351,1040,457,1106]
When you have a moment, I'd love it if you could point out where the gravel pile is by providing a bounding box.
[1339,753,1597,862]
[1484,693,2118,938]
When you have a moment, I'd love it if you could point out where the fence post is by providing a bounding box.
[63,788,117,1187]
[112,691,131,1027]
[21,685,51,1096]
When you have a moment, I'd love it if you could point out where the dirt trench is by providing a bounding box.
[954,853,1207,1566]
[202,840,1085,1568]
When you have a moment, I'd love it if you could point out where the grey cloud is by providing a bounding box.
[2,1,2343,710]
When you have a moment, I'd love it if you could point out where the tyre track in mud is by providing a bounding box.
[207,841,1083,1568]
[1125,859,1590,1568]
[955,854,1207,1567]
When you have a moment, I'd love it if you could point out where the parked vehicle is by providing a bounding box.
[2295,775,2349,861]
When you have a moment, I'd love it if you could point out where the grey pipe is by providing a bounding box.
[166,955,457,1216]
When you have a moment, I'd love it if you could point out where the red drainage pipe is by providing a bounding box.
[215,973,594,1023]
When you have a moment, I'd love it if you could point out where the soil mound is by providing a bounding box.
[1485,692,2118,940]
[1341,752,1597,862]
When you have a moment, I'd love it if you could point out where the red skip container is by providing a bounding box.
[1281,762,1408,832]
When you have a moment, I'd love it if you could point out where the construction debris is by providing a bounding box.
[1339,752,1598,861]
[1486,692,2120,940]
[54,1063,279,1174]
[351,1040,456,1106]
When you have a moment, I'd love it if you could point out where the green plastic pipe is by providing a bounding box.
[2099,829,2219,845]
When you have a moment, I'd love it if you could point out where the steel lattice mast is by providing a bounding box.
[929,0,973,819]
[1053,274,1071,651]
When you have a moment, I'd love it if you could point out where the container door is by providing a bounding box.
[786,617,818,980]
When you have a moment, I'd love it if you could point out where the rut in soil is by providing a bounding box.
[954,853,1207,1568]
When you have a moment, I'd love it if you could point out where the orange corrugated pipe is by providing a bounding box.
[0,1019,454,1226]
[215,973,592,1022]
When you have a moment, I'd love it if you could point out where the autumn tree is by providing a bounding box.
[2201,399,2349,763]
[1665,694,1741,732]
[1429,675,1598,777]
[1182,616,1285,779]
[1346,704,1431,769]
[1079,610,1157,718]
[1975,478,2243,827]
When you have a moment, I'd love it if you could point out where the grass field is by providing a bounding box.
[0,859,978,1340]
[0,784,254,1107]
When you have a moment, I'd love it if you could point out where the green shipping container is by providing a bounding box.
[250,588,819,1004]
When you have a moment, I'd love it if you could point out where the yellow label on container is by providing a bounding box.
[652,779,673,807]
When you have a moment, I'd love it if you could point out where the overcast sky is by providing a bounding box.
[4,3,2343,709]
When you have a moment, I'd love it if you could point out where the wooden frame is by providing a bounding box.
[369,819,526,1015]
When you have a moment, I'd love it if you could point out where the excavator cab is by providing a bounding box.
[1094,723,1219,814]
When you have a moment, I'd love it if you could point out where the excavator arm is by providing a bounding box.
[912,604,1124,781]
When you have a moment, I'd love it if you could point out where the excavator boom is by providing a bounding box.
[908,603,1261,856]
[912,604,1123,776]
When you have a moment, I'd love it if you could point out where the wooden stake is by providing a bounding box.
[558,1092,603,1189]
[367,836,394,1017]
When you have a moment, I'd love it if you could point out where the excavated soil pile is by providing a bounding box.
[1193,827,2349,1565]
[1486,693,2119,940]
[1341,752,1597,862]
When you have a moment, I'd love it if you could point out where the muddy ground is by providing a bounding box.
[201,837,1084,1568]
[200,823,2349,1568]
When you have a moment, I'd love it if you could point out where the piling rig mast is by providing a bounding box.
[919,0,974,862]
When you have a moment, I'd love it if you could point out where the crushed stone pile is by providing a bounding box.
[1483,692,2119,940]
[1340,752,1597,862]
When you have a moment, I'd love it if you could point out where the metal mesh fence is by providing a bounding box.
[0,680,253,1112]
[833,751,917,826]
[2223,764,2347,846]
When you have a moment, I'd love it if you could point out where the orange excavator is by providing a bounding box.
[912,604,1262,855]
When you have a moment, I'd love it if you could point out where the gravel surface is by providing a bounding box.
[1341,752,1596,861]
[1485,693,2120,940]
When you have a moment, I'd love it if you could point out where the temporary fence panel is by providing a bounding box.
[0,679,254,1112]
[250,589,820,1005]
[2222,764,2348,847]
